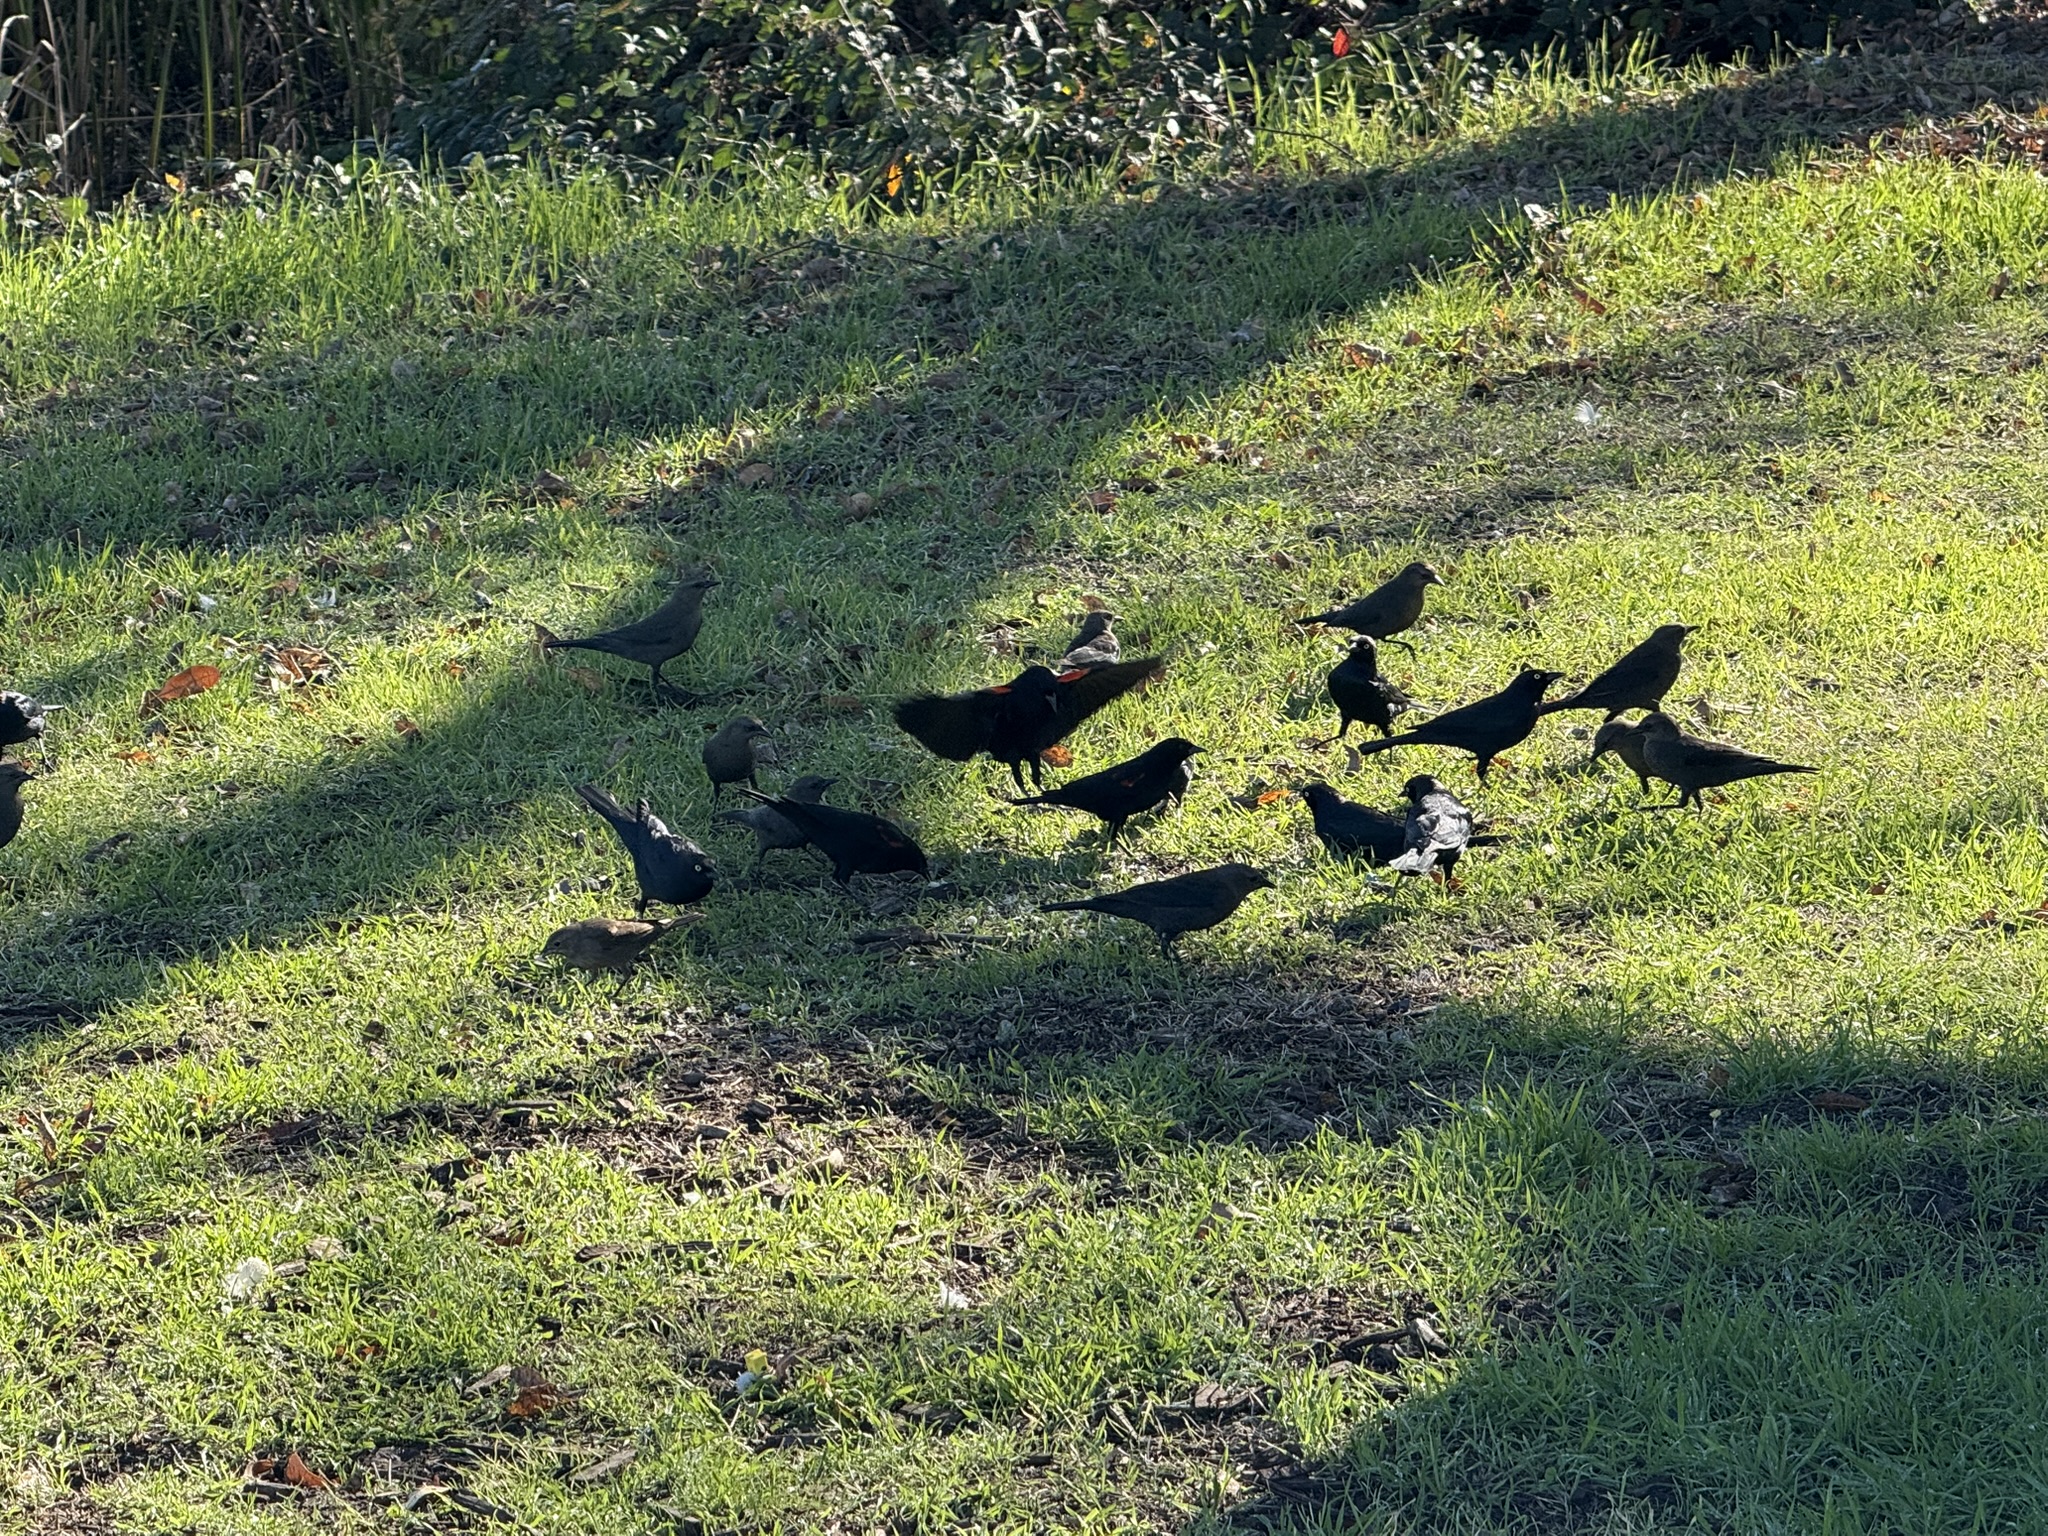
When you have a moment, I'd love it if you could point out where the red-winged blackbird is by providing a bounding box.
[544,573,718,703]
[1059,611,1121,671]
[1388,774,1474,877]
[713,773,836,870]
[1592,718,1652,795]
[0,691,58,751]
[702,716,770,797]
[0,762,29,850]
[738,790,928,884]
[1013,737,1201,848]
[1353,668,1565,780]
[1303,562,1443,652]
[1043,862,1272,957]
[894,655,1165,791]
[1323,636,1411,743]
[1635,711,1816,809]
[1537,624,1695,719]
[573,783,717,915]
[543,915,693,984]
[1298,781,1407,864]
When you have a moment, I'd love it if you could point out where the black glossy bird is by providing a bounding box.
[543,573,718,703]
[1013,737,1201,848]
[894,656,1165,791]
[1323,637,1411,743]
[1591,718,1652,796]
[1352,668,1564,780]
[1059,611,1121,671]
[0,762,29,851]
[543,915,692,985]
[1043,862,1273,958]
[1297,781,1407,864]
[1635,711,1816,810]
[573,783,718,915]
[1388,774,1474,878]
[1303,562,1443,653]
[1538,624,1694,719]
[738,791,928,885]
[0,691,58,752]
[702,716,770,798]
[713,773,836,871]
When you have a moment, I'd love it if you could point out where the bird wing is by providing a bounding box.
[894,688,1003,761]
[1039,656,1165,748]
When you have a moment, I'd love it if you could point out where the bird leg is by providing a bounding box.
[1379,637,1418,656]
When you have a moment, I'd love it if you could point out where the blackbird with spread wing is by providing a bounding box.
[894,656,1165,790]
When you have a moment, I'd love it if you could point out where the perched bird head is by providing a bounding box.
[1590,719,1638,762]
[540,927,573,958]
[733,716,771,742]
[786,774,837,802]
[1345,636,1380,662]
[1156,737,1203,761]
[1212,862,1275,895]
[1637,711,1681,739]
[1516,668,1567,696]
[1074,610,1117,639]
[1401,774,1448,803]
[1649,623,1696,644]
[1296,781,1336,808]
[676,572,721,592]
[1402,562,1444,588]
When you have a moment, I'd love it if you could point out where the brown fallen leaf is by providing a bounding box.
[566,667,608,694]
[532,468,575,501]
[532,621,560,656]
[508,1380,575,1417]
[392,715,420,739]
[114,748,155,764]
[1342,341,1389,368]
[261,644,337,692]
[821,693,864,713]
[1254,788,1290,806]
[141,663,222,716]
[1812,1090,1869,1112]
[1040,744,1074,768]
[1083,489,1118,514]
[282,1451,331,1490]
[569,1445,638,1483]
[734,462,775,489]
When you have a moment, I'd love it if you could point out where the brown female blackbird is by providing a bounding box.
[1538,624,1694,719]
[544,573,718,703]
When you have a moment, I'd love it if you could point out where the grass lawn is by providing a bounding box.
[8,40,2048,1535]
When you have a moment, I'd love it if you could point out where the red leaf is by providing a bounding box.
[1040,744,1075,768]
[1332,25,1351,55]
[141,663,222,715]
[283,1451,331,1490]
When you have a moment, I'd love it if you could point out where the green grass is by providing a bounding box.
[7,40,2048,1535]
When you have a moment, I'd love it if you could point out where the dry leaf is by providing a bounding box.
[141,663,221,716]
[392,715,420,739]
[261,644,337,692]
[1084,489,1118,514]
[1254,789,1291,806]
[569,1445,638,1483]
[508,1381,574,1417]
[1705,1064,1730,1092]
[531,469,575,502]
[1331,24,1350,55]
[1812,1090,1868,1112]
[1342,342,1389,368]
[734,462,775,489]
[114,748,154,764]
[566,667,608,695]
[1040,744,1074,768]
[1079,594,1109,611]
[283,1452,331,1490]
[821,693,864,713]
[1570,286,1608,316]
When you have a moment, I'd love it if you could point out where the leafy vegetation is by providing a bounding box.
[7,41,2048,1535]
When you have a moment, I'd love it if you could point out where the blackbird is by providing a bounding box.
[0,691,58,751]
[1538,624,1694,719]
[1591,718,1652,795]
[1635,711,1816,809]
[573,783,717,915]
[713,773,836,871]
[1388,774,1474,877]
[542,915,692,984]
[1303,562,1443,652]
[702,716,770,797]
[544,573,718,703]
[1323,637,1412,743]
[1043,862,1272,957]
[1059,611,1121,671]
[738,790,928,884]
[1353,668,1564,780]
[1297,781,1406,864]
[894,655,1165,791]
[1013,737,1201,848]
[0,762,29,851]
